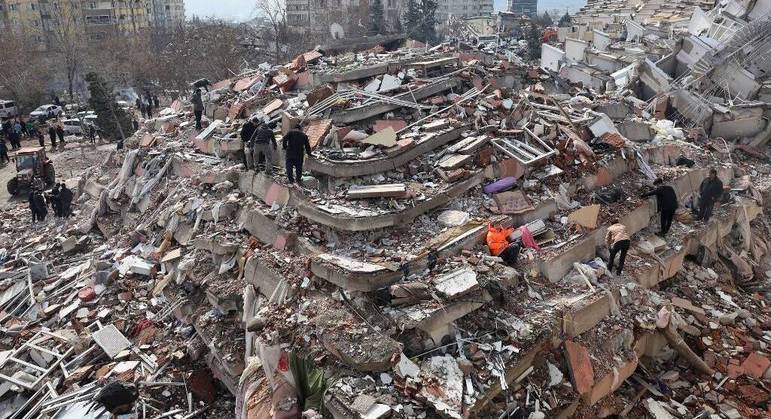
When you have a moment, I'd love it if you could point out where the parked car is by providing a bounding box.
[0,100,18,119]
[62,118,84,135]
[30,104,63,121]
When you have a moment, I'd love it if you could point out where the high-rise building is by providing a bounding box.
[508,0,538,17]
[436,0,494,23]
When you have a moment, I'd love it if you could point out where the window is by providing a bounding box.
[85,15,112,24]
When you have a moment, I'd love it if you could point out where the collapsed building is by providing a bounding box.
[1,1,770,417]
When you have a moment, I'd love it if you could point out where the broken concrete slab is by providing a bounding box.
[347,183,407,199]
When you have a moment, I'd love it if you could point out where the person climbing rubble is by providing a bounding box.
[641,178,678,237]
[252,119,277,175]
[697,168,724,222]
[282,126,312,185]
[486,224,522,266]
[240,115,259,170]
[605,220,630,275]
[192,88,204,130]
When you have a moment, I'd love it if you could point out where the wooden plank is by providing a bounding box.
[438,154,472,170]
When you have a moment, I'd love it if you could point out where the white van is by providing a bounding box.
[0,100,18,119]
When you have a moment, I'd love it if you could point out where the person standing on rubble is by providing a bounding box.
[0,137,9,165]
[49,183,61,217]
[605,220,630,275]
[282,126,312,185]
[55,122,65,148]
[47,124,57,150]
[59,184,73,217]
[641,178,678,237]
[252,120,277,175]
[697,169,723,222]
[191,88,204,130]
[240,116,259,170]
[30,189,47,222]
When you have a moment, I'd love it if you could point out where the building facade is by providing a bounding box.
[286,0,407,38]
[437,0,494,23]
[508,0,538,18]
[0,0,183,46]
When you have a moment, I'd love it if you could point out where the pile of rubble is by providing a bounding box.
[1,1,771,417]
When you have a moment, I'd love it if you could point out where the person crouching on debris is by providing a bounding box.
[253,119,277,175]
[282,125,312,185]
[486,224,522,266]
[605,220,630,275]
[240,115,259,170]
[191,88,204,130]
[697,168,723,222]
[641,178,678,237]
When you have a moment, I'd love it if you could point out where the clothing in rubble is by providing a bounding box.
[282,129,312,184]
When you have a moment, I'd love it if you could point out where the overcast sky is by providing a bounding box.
[185,0,256,22]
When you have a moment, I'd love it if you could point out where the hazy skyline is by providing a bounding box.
[185,0,256,22]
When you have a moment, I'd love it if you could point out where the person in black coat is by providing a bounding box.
[48,125,57,149]
[697,169,723,222]
[240,116,259,170]
[282,128,312,184]
[641,178,678,237]
[49,184,61,217]
[59,184,73,217]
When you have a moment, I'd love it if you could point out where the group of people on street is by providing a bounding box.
[135,95,161,120]
[28,183,73,223]
[239,116,312,185]
[1,118,31,150]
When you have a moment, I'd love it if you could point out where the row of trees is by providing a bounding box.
[0,19,272,113]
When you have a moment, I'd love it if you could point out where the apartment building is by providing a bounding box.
[0,0,183,46]
[150,0,184,30]
[286,0,407,38]
[508,0,538,18]
[436,0,494,23]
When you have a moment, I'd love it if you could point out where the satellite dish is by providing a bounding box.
[330,23,345,39]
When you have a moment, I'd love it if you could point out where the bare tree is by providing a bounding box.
[48,0,86,101]
[256,0,287,64]
[0,32,50,111]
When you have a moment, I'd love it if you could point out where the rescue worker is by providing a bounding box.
[240,116,259,170]
[605,220,630,275]
[641,178,678,237]
[282,127,312,184]
[252,120,277,175]
[59,184,73,217]
[486,224,522,267]
[191,89,204,130]
[697,169,723,222]
[30,190,47,222]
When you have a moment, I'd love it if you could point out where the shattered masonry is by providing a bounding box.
[2,0,771,417]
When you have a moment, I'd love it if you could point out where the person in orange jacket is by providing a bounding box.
[486,224,522,266]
